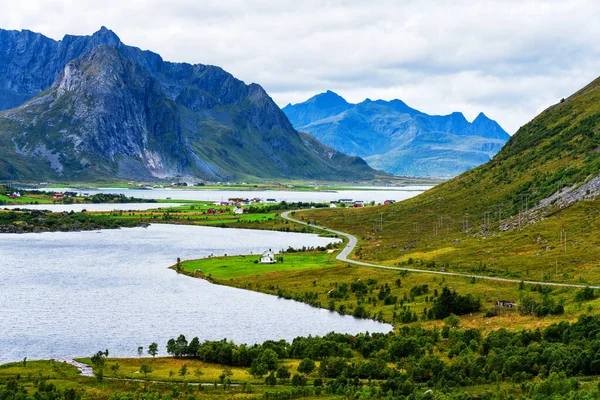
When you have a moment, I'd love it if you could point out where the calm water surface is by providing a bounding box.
[41,187,431,203]
[0,224,391,364]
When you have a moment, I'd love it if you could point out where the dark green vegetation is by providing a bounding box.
[7,317,600,399]
[283,91,509,177]
[0,210,145,233]
[199,258,600,333]
[306,76,600,285]
[0,185,156,205]
[152,316,600,400]
[0,28,382,183]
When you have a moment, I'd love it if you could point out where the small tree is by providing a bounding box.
[148,342,158,358]
[140,363,153,377]
[137,346,144,357]
[291,373,307,386]
[91,351,107,368]
[265,371,277,386]
[276,365,290,380]
[249,360,268,378]
[110,362,120,375]
[297,358,316,375]
[179,364,189,377]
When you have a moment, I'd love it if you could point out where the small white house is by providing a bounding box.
[234,207,245,215]
[329,202,337,208]
[260,250,277,264]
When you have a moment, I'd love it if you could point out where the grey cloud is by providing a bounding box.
[1,0,599,134]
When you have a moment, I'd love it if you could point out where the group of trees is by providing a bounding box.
[156,314,600,397]
[0,210,143,233]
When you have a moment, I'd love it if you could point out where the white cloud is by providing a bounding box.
[1,0,599,133]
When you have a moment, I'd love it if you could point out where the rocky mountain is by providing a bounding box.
[283,91,510,178]
[0,28,380,182]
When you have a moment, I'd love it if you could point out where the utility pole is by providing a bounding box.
[560,230,567,252]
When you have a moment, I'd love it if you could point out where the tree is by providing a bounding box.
[256,349,279,370]
[91,351,107,368]
[140,363,153,377]
[297,358,316,375]
[249,360,268,378]
[110,363,120,375]
[276,365,291,380]
[179,364,189,377]
[148,342,158,358]
[175,334,188,356]
[187,337,200,356]
[265,371,277,386]
[291,373,307,386]
[137,346,144,357]
[443,315,460,328]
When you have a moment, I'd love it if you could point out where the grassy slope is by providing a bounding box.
[305,77,600,284]
[206,259,597,332]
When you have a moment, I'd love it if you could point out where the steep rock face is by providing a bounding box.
[283,92,510,178]
[0,28,381,182]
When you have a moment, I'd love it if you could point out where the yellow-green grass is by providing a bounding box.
[303,197,600,285]
[180,252,338,280]
[207,261,598,333]
[0,359,81,382]
[0,359,270,400]
[76,357,262,383]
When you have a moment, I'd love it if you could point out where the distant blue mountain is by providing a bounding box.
[283,92,510,178]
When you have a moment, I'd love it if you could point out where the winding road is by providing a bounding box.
[281,210,600,289]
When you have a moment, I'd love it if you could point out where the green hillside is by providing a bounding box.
[308,76,600,284]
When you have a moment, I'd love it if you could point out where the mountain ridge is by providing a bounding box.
[283,91,510,178]
[0,28,382,182]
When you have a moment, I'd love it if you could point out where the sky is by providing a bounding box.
[2,0,600,134]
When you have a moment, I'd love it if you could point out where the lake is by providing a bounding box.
[0,224,392,364]
[36,186,432,204]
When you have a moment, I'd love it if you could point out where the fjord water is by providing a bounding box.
[0,225,392,364]
[45,187,431,204]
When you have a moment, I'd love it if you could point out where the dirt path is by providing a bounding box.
[281,210,600,289]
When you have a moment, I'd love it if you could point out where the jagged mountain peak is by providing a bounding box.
[91,26,121,44]
[307,90,351,108]
[0,27,381,182]
[284,93,510,178]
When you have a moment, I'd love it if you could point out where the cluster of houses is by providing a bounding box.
[206,206,247,215]
[329,199,397,208]
[214,198,259,207]
[51,191,79,199]
[329,199,365,208]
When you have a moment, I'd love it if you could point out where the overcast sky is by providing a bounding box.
[2,0,600,134]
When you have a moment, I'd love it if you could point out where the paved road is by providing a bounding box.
[281,210,600,289]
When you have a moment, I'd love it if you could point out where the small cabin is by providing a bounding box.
[260,250,277,264]
[207,208,217,215]
[234,207,245,214]
[496,300,517,308]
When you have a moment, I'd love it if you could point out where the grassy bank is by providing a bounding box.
[178,252,339,280]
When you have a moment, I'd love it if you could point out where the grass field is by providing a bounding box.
[179,252,339,280]
[188,254,599,333]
